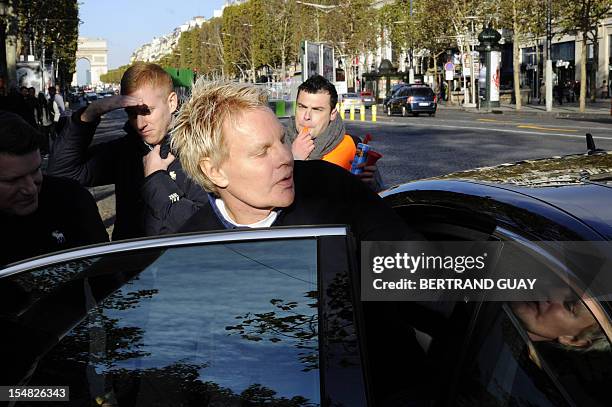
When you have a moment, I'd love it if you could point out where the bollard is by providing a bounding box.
[340,104,345,120]
[360,105,365,121]
[350,105,355,121]
[372,105,377,122]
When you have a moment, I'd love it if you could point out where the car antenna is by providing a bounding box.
[586,133,604,155]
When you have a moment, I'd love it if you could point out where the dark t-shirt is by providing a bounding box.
[0,176,108,267]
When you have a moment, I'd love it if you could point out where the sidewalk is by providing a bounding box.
[438,98,612,122]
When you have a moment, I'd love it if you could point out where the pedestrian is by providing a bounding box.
[172,79,420,243]
[0,111,108,267]
[34,92,54,155]
[47,62,209,240]
[48,85,68,133]
[556,82,564,105]
[286,75,383,191]
[600,80,608,99]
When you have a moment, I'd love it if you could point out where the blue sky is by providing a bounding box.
[79,0,226,70]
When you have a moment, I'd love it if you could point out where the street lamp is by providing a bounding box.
[545,0,552,112]
[464,15,479,108]
[476,25,502,109]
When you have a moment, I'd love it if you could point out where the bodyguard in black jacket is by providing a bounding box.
[47,63,208,240]
[0,111,108,267]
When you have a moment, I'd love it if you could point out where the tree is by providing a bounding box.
[492,0,546,110]
[324,0,377,90]
[11,0,79,87]
[556,0,612,112]
[100,64,132,84]
[200,18,225,79]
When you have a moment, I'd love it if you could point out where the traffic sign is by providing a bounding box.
[445,62,454,71]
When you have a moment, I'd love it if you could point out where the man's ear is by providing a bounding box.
[167,91,178,113]
[558,335,591,348]
[199,158,229,189]
[330,106,338,121]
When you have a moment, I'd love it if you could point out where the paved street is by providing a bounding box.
[63,105,612,235]
[345,108,612,186]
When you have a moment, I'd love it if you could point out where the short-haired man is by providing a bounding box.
[286,75,382,190]
[172,80,416,242]
[47,63,208,240]
[0,111,108,266]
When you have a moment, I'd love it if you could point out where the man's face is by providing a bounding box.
[212,108,294,222]
[295,91,338,138]
[0,150,43,216]
[511,291,596,343]
[126,85,177,145]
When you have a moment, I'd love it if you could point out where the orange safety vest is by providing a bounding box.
[322,135,356,171]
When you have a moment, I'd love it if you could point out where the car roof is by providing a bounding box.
[413,151,612,239]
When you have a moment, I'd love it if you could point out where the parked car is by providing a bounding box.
[2,138,611,406]
[84,91,98,105]
[360,91,375,108]
[386,85,437,117]
[382,83,407,109]
[340,92,362,111]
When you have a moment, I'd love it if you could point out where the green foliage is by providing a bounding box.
[100,64,132,84]
[11,0,79,87]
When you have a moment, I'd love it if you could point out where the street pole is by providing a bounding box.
[408,0,414,84]
[545,0,553,112]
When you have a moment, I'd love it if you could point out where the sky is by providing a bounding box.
[78,0,227,70]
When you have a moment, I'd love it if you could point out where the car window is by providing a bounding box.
[452,304,572,406]
[410,88,434,97]
[2,239,325,405]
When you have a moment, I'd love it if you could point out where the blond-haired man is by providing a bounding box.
[48,63,208,240]
[173,79,416,242]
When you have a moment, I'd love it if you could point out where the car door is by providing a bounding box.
[0,227,368,406]
[381,189,612,406]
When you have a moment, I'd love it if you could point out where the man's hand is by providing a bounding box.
[291,128,315,160]
[353,162,378,188]
[143,144,176,177]
[80,95,141,123]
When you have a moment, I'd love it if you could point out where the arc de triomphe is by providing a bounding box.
[72,37,108,86]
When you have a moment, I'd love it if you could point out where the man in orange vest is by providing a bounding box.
[286,75,383,191]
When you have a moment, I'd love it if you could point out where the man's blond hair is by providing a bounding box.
[120,62,173,96]
[171,78,269,194]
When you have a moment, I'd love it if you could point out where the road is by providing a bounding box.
[64,107,612,235]
[344,109,612,186]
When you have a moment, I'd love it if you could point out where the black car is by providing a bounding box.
[386,85,437,117]
[2,141,612,406]
[379,143,612,406]
[382,83,407,110]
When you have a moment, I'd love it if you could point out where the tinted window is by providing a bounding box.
[3,239,322,405]
[454,305,571,406]
[410,88,434,97]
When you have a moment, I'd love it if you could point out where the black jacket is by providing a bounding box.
[47,109,208,240]
[180,160,418,242]
[0,176,108,267]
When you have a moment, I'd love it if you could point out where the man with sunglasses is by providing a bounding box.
[47,63,207,240]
